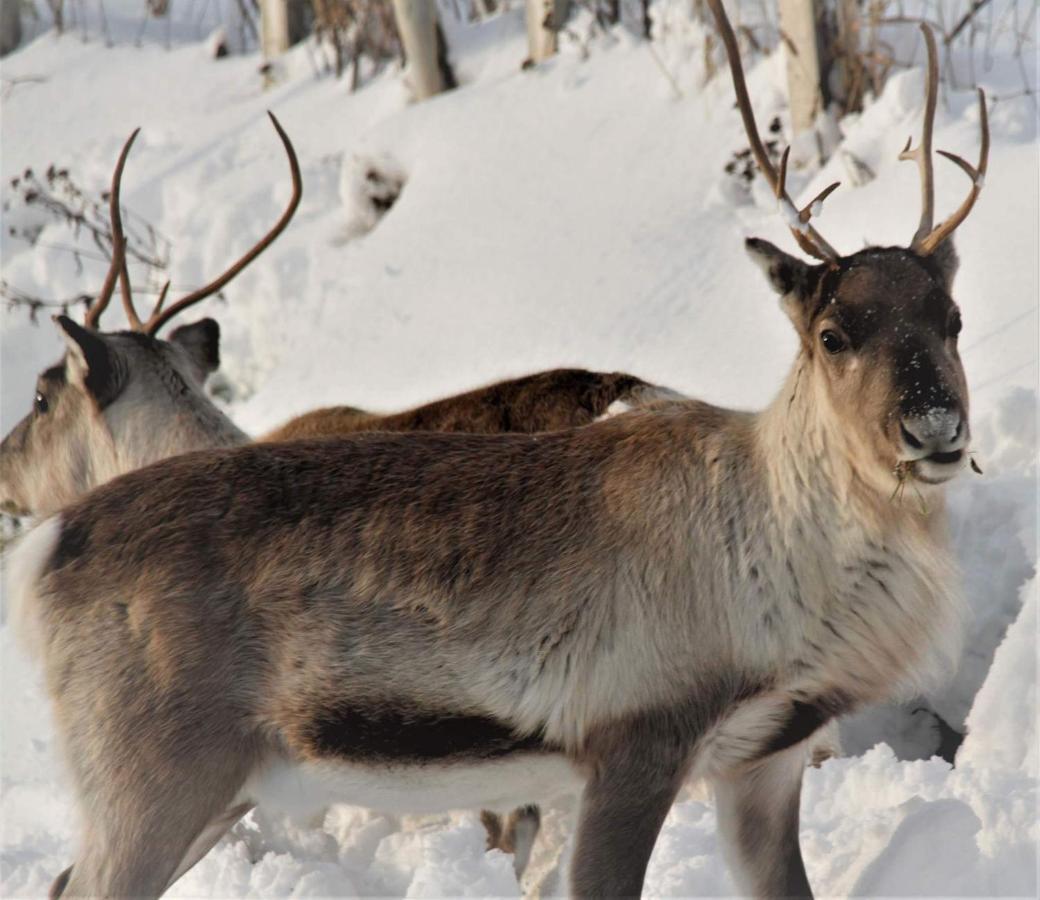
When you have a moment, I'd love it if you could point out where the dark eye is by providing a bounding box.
[820,330,846,354]
[34,392,49,414]
[948,310,962,339]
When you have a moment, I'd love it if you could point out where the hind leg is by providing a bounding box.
[481,805,542,881]
[165,801,256,891]
[49,688,261,900]
[499,805,541,880]
[58,750,255,900]
[49,801,256,898]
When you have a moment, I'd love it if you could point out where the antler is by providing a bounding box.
[706,0,841,263]
[83,128,141,331]
[85,113,301,336]
[144,112,302,335]
[900,23,989,255]
[898,24,938,247]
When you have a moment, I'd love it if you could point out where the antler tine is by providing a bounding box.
[152,280,171,317]
[800,181,841,223]
[776,146,841,226]
[900,23,939,248]
[918,88,989,255]
[144,112,302,336]
[706,0,840,263]
[83,128,141,331]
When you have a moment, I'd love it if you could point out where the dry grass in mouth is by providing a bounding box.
[891,460,929,514]
[890,450,984,513]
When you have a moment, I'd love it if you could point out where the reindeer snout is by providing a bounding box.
[899,410,966,463]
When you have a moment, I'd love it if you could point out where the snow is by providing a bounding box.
[1,1,1037,897]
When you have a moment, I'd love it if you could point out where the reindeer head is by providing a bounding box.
[0,317,223,517]
[0,114,301,518]
[709,2,986,493]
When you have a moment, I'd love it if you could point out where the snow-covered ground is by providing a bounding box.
[1,1,1037,896]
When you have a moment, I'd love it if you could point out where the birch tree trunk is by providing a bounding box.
[777,0,824,138]
[392,0,447,100]
[261,0,307,57]
[525,0,568,64]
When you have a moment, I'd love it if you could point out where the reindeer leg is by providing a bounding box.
[500,804,541,880]
[52,695,260,900]
[164,801,255,891]
[60,762,253,900]
[569,728,690,899]
[711,743,813,899]
[51,801,255,899]
[480,809,504,850]
[482,804,541,881]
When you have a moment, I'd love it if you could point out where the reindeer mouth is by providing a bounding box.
[900,449,967,486]
[923,448,964,466]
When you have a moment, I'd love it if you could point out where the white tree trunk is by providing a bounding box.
[392,0,445,101]
[1,0,23,57]
[260,0,307,58]
[526,0,568,64]
[777,0,824,138]
[261,0,290,56]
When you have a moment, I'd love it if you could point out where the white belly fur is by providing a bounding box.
[243,752,584,817]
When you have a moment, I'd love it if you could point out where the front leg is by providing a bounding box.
[712,743,813,899]
[570,719,691,899]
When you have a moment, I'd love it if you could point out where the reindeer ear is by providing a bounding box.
[53,315,124,407]
[168,318,221,385]
[745,238,814,296]
[745,238,826,330]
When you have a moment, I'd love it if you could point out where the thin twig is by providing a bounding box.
[946,0,992,46]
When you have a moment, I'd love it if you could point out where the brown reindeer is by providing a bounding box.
[261,368,671,442]
[7,8,986,896]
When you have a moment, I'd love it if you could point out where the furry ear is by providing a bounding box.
[168,318,220,385]
[745,237,825,329]
[745,238,814,296]
[53,315,124,408]
[930,239,959,291]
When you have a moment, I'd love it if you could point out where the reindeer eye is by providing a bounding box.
[820,330,846,354]
[34,392,49,414]
[948,310,962,339]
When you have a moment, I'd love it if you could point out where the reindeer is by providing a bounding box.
[7,4,986,893]
[0,118,676,522]
[0,117,680,882]
[0,116,297,520]
[261,369,670,442]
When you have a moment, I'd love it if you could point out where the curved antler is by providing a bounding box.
[144,112,302,335]
[706,0,841,263]
[900,24,989,256]
[83,128,141,331]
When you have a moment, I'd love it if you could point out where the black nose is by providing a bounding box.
[900,410,966,459]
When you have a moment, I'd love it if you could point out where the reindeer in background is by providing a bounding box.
[0,117,678,521]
